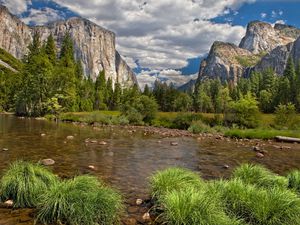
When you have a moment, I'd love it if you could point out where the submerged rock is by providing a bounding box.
[41,158,55,166]
[66,135,74,140]
[99,141,108,145]
[2,148,8,151]
[256,152,264,158]
[170,142,178,146]
[4,200,13,207]
[136,199,143,205]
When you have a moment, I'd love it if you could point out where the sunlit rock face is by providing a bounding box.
[0,5,137,88]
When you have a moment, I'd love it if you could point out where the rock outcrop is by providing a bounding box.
[0,5,137,88]
[198,41,252,84]
[197,21,300,84]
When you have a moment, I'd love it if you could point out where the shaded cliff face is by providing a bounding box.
[197,21,300,85]
[0,5,137,87]
[198,41,252,84]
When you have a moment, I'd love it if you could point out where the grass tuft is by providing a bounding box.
[0,161,58,208]
[232,164,288,189]
[150,167,204,200]
[36,175,123,225]
[287,170,300,193]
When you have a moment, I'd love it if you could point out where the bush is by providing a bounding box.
[150,167,203,200]
[225,93,260,128]
[287,170,300,193]
[188,120,212,134]
[36,175,123,225]
[232,164,288,189]
[274,103,299,129]
[161,187,241,225]
[0,161,58,208]
[216,179,300,225]
[152,116,173,128]
[171,113,203,130]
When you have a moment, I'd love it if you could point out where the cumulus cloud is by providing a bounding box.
[22,7,64,25]
[0,0,31,15]
[49,0,251,71]
[137,69,198,89]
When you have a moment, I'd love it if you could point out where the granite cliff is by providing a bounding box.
[0,5,137,88]
[197,21,300,85]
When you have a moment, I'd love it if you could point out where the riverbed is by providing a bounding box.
[1,114,300,224]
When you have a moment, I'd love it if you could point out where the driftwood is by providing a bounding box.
[275,136,300,143]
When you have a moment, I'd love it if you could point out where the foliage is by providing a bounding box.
[161,187,241,225]
[36,175,123,225]
[0,161,58,208]
[287,170,300,193]
[225,93,260,128]
[274,103,299,129]
[188,120,213,134]
[150,167,204,200]
[232,164,288,189]
[171,113,203,129]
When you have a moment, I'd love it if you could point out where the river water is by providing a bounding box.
[1,114,300,224]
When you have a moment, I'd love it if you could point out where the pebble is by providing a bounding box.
[170,142,178,146]
[223,164,230,169]
[99,141,107,145]
[136,199,143,205]
[2,148,8,151]
[88,165,96,170]
[66,135,74,140]
[41,158,55,166]
[4,200,13,207]
[41,133,46,137]
[256,152,264,158]
[142,212,151,222]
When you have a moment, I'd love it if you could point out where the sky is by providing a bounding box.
[0,0,299,88]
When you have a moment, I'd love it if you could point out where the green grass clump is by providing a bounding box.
[188,120,213,134]
[161,187,242,225]
[215,179,300,225]
[232,164,288,189]
[150,167,204,199]
[36,175,123,225]
[0,161,58,208]
[287,170,300,193]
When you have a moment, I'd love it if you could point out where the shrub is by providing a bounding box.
[171,113,203,130]
[232,164,288,189]
[287,170,300,193]
[274,103,299,129]
[152,116,173,128]
[188,120,212,134]
[36,175,123,225]
[0,161,58,208]
[150,167,204,200]
[161,187,241,225]
[225,93,261,128]
[216,179,300,225]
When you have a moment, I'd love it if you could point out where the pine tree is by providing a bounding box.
[94,70,107,110]
[112,82,122,110]
[45,34,57,65]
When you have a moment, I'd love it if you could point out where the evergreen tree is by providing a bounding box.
[45,34,57,65]
[112,81,122,110]
[94,70,107,110]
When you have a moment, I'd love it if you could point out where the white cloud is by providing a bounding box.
[261,12,267,18]
[48,0,250,72]
[21,7,63,25]
[0,0,31,15]
[137,69,198,89]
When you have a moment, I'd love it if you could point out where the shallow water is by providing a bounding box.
[1,114,300,224]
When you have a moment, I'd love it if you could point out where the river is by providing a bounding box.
[1,114,300,224]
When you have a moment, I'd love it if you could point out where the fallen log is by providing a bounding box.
[275,136,300,143]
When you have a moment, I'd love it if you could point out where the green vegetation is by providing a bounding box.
[232,164,288,189]
[0,47,23,70]
[0,161,123,225]
[0,161,58,208]
[150,165,300,225]
[37,175,123,225]
[287,170,300,193]
[235,52,267,68]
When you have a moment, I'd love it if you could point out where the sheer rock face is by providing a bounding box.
[198,41,252,84]
[197,21,300,85]
[0,5,137,87]
[239,21,300,54]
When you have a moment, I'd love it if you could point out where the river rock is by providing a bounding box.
[88,165,96,170]
[41,133,46,137]
[253,146,261,152]
[256,152,264,158]
[99,141,107,145]
[41,158,55,166]
[2,148,8,151]
[4,200,13,207]
[223,164,230,169]
[123,218,137,225]
[136,199,143,205]
[66,135,74,140]
[170,142,178,146]
[142,212,151,222]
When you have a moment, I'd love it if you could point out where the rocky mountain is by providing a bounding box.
[0,5,137,88]
[197,21,300,85]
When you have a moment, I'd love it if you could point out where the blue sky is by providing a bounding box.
[0,0,299,87]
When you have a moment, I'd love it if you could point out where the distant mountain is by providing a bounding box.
[197,21,300,84]
[0,5,137,88]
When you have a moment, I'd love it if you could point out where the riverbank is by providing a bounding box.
[55,111,300,140]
